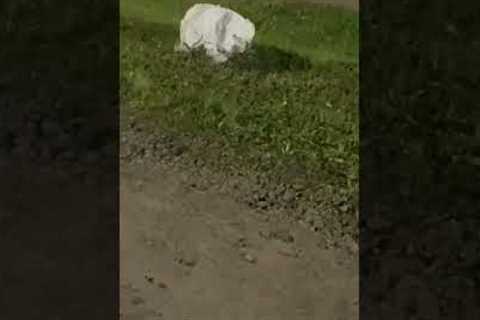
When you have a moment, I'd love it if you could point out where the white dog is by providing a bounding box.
[176,3,255,63]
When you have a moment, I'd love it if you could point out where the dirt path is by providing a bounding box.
[120,164,358,320]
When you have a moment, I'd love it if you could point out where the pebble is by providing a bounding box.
[183,258,196,267]
[292,183,304,191]
[283,189,296,203]
[144,271,155,283]
[275,184,286,195]
[242,253,256,264]
[272,230,295,243]
[176,256,197,267]
[267,190,277,202]
[347,239,358,254]
[172,144,187,156]
[258,200,269,210]
[258,230,270,239]
[236,237,248,248]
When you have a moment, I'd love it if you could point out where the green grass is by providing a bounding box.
[120,0,359,190]
[120,0,358,63]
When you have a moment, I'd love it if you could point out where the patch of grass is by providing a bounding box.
[120,0,358,64]
[120,0,358,191]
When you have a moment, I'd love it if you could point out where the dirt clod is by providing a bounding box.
[242,252,257,264]
[144,271,155,283]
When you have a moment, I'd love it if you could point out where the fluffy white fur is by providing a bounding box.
[176,3,255,63]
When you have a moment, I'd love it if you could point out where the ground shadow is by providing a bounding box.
[228,44,312,73]
[121,18,179,45]
[120,17,312,74]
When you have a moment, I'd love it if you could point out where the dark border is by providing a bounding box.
[360,1,480,319]
[0,2,119,319]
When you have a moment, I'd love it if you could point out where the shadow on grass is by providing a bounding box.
[120,18,179,46]
[120,17,312,73]
[228,44,312,73]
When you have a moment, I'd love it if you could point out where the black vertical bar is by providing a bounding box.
[360,1,480,319]
[0,1,119,319]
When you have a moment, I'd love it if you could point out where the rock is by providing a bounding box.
[171,143,187,157]
[176,3,255,63]
[267,190,277,200]
[242,252,256,264]
[339,204,350,213]
[235,237,248,248]
[346,239,358,254]
[292,183,304,192]
[157,282,168,289]
[144,271,155,283]
[270,229,295,243]
[258,200,269,210]
[282,189,296,204]
[175,255,197,268]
